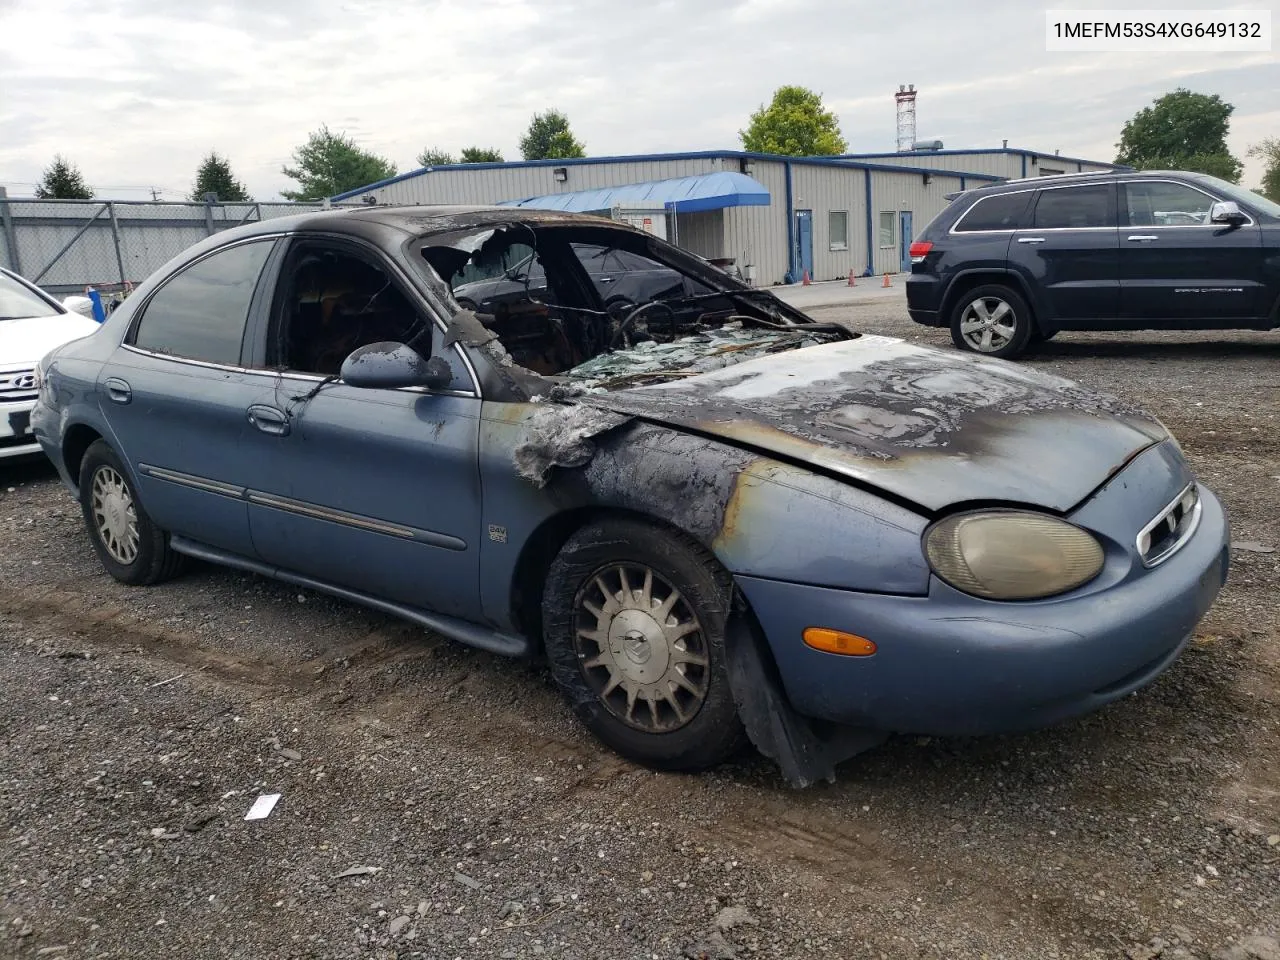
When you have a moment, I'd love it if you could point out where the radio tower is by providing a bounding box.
[895,84,917,152]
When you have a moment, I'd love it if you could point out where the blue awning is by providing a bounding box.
[496,171,770,214]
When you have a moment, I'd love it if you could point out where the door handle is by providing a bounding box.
[1017,237,1046,244]
[104,377,132,405]
[246,404,291,437]
[1127,235,1159,242]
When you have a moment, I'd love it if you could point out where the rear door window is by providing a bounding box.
[953,193,1031,232]
[131,240,274,364]
[1032,184,1116,229]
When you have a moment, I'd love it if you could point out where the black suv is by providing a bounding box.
[906,170,1280,358]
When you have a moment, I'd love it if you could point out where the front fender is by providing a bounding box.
[478,404,930,634]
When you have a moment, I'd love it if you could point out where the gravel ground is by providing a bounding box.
[2,305,1278,960]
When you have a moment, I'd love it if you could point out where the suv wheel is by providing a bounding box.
[950,284,1033,359]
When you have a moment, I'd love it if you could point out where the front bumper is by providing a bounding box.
[0,398,41,460]
[737,466,1229,737]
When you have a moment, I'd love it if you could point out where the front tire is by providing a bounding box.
[542,519,746,771]
[950,284,1034,359]
[78,440,185,585]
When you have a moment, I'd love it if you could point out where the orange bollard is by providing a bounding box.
[847,270,856,287]
[802,269,811,286]
[882,273,891,288]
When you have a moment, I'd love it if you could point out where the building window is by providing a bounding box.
[878,211,895,248]
[828,211,849,251]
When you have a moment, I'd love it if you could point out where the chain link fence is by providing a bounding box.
[0,192,346,297]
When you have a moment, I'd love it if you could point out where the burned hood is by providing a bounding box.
[580,335,1166,513]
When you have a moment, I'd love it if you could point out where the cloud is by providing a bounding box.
[1,0,1276,201]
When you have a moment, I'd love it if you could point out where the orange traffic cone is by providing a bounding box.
[882,273,891,288]
[847,270,856,287]
[802,269,811,286]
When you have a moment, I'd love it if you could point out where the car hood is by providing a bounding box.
[583,335,1166,513]
[0,313,100,367]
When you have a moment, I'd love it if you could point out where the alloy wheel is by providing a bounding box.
[959,296,1018,353]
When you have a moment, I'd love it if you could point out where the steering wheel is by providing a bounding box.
[608,301,677,350]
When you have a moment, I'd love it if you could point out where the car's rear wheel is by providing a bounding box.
[950,284,1033,359]
[542,518,746,771]
[78,440,185,585]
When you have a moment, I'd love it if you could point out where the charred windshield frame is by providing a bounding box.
[404,221,853,393]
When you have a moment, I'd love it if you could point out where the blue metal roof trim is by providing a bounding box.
[494,172,770,214]
[330,150,1002,201]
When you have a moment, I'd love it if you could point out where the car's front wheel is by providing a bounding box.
[542,518,746,771]
[950,284,1034,359]
[78,440,185,585]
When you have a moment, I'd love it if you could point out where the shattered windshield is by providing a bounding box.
[415,221,850,391]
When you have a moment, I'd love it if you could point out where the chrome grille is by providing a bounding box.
[1137,483,1201,567]
[0,369,38,404]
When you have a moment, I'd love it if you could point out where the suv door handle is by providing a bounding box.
[1127,235,1159,242]
[1017,237,1046,244]
[246,404,291,437]
[104,377,132,405]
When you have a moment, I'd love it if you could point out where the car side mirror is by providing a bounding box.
[1209,201,1247,225]
[340,342,453,390]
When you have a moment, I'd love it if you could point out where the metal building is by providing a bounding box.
[331,146,1123,287]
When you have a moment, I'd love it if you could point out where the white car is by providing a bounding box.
[1,268,101,460]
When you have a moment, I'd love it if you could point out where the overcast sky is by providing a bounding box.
[1,0,1276,202]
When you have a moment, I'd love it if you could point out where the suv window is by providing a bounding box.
[953,193,1030,232]
[1123,181,1214,226]
[132,240,273,364]
[1032,184,1115,229]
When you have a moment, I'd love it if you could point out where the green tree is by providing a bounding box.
[519,110,586,161]
[35,155,93,199]
[417,147,455,166]
[739,86,847,156]
[459,146,504,163]
[1248,138,1280,202]
[280,126,397,201]
[190,151,251,202]
[1115,89,1243,182]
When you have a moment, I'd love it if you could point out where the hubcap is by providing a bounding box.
[91,466,140,565]
[573,563,710,733]
[959,297,1017,352]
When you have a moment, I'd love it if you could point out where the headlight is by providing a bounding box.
[924,511,1104,600]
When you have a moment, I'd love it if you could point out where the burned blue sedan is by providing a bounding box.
[30,206,1229,785]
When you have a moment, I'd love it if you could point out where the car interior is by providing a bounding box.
[418,224,808,378]
[269,245,428,376]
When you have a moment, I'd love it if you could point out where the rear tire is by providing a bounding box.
[542,518,747,771]
[78,440,185,586]
[950,284,1034,359]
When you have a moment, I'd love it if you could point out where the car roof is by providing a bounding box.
[965,169,1211,196]
[222,204,641,242]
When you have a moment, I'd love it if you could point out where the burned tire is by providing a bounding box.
[950,284,1034,359]
[542,518,746,771]
[78,440,185,586]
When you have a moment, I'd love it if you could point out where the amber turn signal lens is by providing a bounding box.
[803,628,877,657]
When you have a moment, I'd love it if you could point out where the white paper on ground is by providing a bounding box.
[244,793,281,821]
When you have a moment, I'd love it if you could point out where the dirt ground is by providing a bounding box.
[2,303,1278,960]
